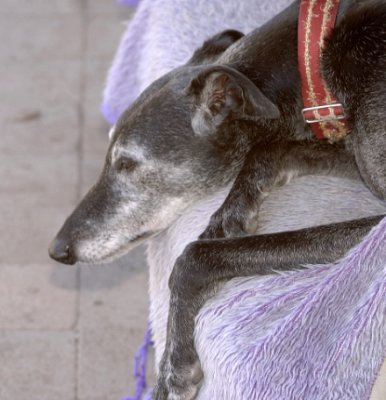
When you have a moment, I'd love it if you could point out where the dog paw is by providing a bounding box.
[153,357,203,400]
[199,211,248,239]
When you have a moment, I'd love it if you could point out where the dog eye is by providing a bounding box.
[117,157,138,173]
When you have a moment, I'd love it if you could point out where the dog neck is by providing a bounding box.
[298,0,350,141]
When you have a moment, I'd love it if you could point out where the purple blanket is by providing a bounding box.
[103,1,386,398]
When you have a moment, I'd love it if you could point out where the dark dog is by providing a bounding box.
[49,0,386,398]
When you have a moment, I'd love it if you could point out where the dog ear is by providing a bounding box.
[186,66,280,136]
[188,30,244,65]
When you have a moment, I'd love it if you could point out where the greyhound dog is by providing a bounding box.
[49,0,386,398]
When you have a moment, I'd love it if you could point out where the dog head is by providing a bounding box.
[49,30,280,264]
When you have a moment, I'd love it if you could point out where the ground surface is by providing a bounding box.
[0,1,154,399]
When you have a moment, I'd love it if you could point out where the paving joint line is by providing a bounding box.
[74,1,89,399]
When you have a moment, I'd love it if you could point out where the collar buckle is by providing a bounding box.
[302,103,346,124]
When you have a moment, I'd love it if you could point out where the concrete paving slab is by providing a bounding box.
[0,62,81,109]
[0,153,78,265]
[83,120,110,156]
[0,198,78,265]
[0,65,81,160]
[86,14,127,61]
[81,61,110,188]
[0,16,82,62]
[0,263,78,330]
[84,61,112,123]
[0,153,78,203]
[79,253,148,324]
[371,360,386,400]
[0,331,76,400]
[0,1,154,398]
[81,150,106,197]
[81,56,111,192]
[1,103,79,155]
[0,0,82,15]
[78,326,149,400]
[86,0,135,17]
[78,260,152,399]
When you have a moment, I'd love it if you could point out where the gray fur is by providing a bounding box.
[49,1,386,399]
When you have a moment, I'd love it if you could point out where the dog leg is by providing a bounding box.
[154,214,384,399]
[200,141,360,239]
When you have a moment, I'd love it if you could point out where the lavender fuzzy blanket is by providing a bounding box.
[103,1,386,398]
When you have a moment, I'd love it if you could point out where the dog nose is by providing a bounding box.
[48,237,76,265]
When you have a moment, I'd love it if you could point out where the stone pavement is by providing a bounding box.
[0,1,155,399]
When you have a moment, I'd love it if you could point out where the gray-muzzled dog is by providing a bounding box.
[49,0,386,398]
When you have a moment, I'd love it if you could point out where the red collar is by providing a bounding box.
[298,0,350,141]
